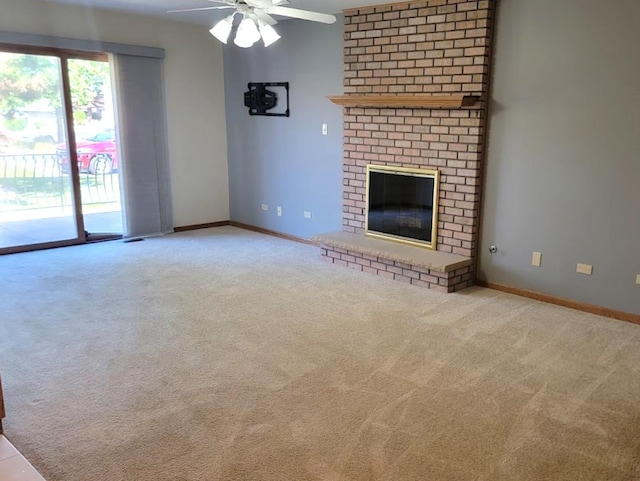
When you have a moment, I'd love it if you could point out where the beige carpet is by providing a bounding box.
[0,226,639,481]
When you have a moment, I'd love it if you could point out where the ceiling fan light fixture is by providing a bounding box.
[209,14,235,44]
[258,22,281,47]
[234,17,261,48]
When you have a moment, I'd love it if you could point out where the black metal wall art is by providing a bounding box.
[244,82,290,117]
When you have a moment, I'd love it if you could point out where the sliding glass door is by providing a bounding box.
[0,47,122,253]
[68,58,123,239]
[0,51,81,251]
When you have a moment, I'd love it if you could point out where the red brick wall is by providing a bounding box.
[341,0,494,260]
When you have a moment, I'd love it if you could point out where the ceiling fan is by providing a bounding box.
[169,0,337,48]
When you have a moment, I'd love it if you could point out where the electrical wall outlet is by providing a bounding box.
[636,274,640,285]
[576,263,593,275]
[261,204,268,211]
[304,211,312,219]
[531,251,542,267]
[277,206,282,217]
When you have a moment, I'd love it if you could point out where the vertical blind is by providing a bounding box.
[112,54,173,238]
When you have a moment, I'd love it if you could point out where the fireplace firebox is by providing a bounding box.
[365,165,439,249]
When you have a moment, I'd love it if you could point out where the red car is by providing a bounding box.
[57,129,118,175]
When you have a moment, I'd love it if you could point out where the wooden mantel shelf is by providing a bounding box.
[327,94,481,108]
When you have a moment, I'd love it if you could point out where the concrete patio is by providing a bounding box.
[0,209,122,250]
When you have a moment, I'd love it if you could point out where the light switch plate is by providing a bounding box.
[531,252,542,267]
[636,274,640,285]
[577,263,593,275]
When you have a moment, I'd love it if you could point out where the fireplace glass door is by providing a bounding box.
[365,165,439,249]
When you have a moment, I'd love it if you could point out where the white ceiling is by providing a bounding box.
[38,0,407,26]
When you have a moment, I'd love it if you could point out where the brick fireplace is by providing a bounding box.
[314,0,495,293]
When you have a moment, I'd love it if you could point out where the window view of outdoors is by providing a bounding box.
[68,58,123,237]
[0,52,122,251]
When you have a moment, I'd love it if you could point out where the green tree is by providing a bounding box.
[0,53,60,120]
[68,58,110,117]
[0,52,109,141]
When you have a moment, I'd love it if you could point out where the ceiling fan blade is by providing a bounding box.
[252,9,278,26]
[244,0,288,7]
[264,6,337,24]
[168,6,234,13]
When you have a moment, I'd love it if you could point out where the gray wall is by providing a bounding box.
[224,17,344,239]
[480,0,640,314]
